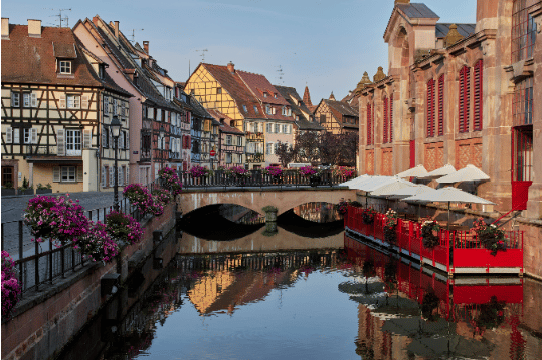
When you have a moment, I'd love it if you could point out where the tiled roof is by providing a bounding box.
[2,24,103,87]
[341,92,360,109]
[207,109,244,134]
[202,63,264,119]
[325,99,359,117]
[435,23,476,38]
[396,3,439,19]
[237,71,289,106]
[295,117,324,131]
[274,85,312,117]
[188,94,214,119]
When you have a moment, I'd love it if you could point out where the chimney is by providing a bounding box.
[348,90,353,96]
[395,0,410,4]
[143,41,149,54]
[1,18,9,39]
[27,19,41,38]
[114,21,119,39]
[227,61,235,73]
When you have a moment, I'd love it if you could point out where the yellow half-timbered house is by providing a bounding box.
[1,19,132,193]
[314,94,360,135]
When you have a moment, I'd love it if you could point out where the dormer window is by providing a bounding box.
[263,92,268,98]
[242,105,247,113]
[274,93,278,99]
[99,64,105,79]
[253,105,259,114]
[59,60,72,74]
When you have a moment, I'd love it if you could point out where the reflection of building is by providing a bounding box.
[293,202,341,223]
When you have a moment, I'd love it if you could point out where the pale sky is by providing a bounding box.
[2,0,476,102]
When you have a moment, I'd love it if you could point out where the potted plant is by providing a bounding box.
[384,209,398,244]
[335,200,349,216]
[1,182,16,196]
[17,177,33,195]
[362,208,377,224]
[472,218,508,256]
[299,166,320,187]
[35,183,53,195]
[421,219,440,249]
[263,166,283,184]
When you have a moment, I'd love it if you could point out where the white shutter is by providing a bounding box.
[31,93,37,107]
[109,130,113,150]
[113,98,118,115]
[125,165,130,185]
[56,128,65,155]
[31,128,37,144]
[81,95,88,109]
[83,129,92,148]
[109,166,114,187]
[126,131,129,149]
[101,166,106,188]
[104,96,109,115]
[119,131,124,149]
[59,94,66,109]
[13,128,19,144]
[77,166,83,182]
[118,166,123,186]
[53,166,60,182]
[6,127,12,143]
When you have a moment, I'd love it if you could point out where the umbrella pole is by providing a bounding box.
[447,201,450,231]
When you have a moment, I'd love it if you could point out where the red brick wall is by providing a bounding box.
[1,202,176,360]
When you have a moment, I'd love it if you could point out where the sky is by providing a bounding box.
[1,0,477,102]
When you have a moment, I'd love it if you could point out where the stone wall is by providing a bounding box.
[0,202,176,360]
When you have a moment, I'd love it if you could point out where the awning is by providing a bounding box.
[395,164,429,178]
[436,164,490,184]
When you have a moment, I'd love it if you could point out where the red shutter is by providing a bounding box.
[474,60,483,131]
[383,96,388,144]
[459,66,470,133]
[426,79,435,137]
[389,94,393,143]
[367,103,373,145]
[438,75,444,136]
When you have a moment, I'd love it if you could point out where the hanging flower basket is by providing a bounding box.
[472,218,508,256]
[421,219,440,249]
[362,208,376,224]
[384,209,398,244]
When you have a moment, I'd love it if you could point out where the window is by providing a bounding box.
[437,76,444,136]
[61,166,76,182]
[67,95,80,109]
[282,106,287,115]
[389,94,393,141]
[263,92,268,98]
[274,93,278,99]
[225,153,232,163]
[11,92,19,107]
[104,97,109,115]
[320,114,326,123]
[426,80,435,137]
[237,136,242,146]
[103,126,109,148]
[23,93,37,107]
[265,104,271,114]
[59,60,71,74]
[367,103,373,145]
[513,77,533,126]
[283,124,288,134]
[276,123,282,133]
[459,66,471,133]
[473,60,483,131]
[242,105,247,113]
[512,0,537,62]
[226,135,232,145]
[383,96,389,143]
[23,128,36,144]
[65,129,81,156]
[156,109,162,121]
[217,87,222,94]
[266,142,275,155]
[253,106,259,114]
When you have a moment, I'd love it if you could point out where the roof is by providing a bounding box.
[2,24,104,87]
[207,109,244,134]
[396,3,439,19]
[324,99,359,117]
[341,92,360,109]
[435,23,476,38]
[188,94,214,120]
[274,85,324,131]
[295,117,325,131]
[201,63,264,119]
[236,71,289,106]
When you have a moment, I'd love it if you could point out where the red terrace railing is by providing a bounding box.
[344,205,524,274]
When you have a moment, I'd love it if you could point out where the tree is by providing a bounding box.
[295,131,320,164]
[319,131,358,166]
[275,141,297,167]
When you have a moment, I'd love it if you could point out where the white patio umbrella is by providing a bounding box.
[370,178,415,196]
[340,174,373,188]
[352,176,402,192]
[378,184,436,199]
[436,164,490,184]
[395,164,429,178]
[419,163,457,179]
[403,187,495,229]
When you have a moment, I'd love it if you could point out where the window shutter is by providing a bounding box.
[31,128,38,144]
[53,166,60,182]
[438,75,444,136]
[474,60,483,131]
[13,128,20,144]
[459,66,471,133]
[109,166,114,187]
[104,96,109,115]
[81,95,89,109]
[56,128,65,156]
[6,127,12,143]
[102,126,108,148]
[31,93,37,107]
[118,166,123,186]
[426,79,435,137]
[77,166,83,182]
[383,96,388,143]
[109,129,113,150]
[125,165,130,185]
[83,129,91,148]
[101,166,106,188]
[119,131,124,149]
[59,94,66,109]
[126,131,130,149]
[366,103,372,145]
[389,94,393,142]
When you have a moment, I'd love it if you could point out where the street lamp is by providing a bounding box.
[159,125,165,171]
[110,115,122,212]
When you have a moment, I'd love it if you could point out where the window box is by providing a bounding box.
[35,189,53,195]
[1,189,16,196]
[17,188,34,196]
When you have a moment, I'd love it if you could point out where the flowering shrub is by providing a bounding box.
[421,219,440,249]
[105,211,143,247]
[23,194,89,243]
[76,222,119,263]
[362,208,377,224]
[123,184,154,215]
[299,166,318,177]
[384,209,398,244]
[332,166,356,180]
[336,200,349,215]
[158,167,182,196]
[263,166,283,177]
[226,165,250,178]
[472,218,507,256]
[2,251,21,318]
[189,165,210,178]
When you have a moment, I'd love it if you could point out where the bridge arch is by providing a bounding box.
[178,188,356,217]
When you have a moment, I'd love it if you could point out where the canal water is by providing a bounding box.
[56,205,542,360]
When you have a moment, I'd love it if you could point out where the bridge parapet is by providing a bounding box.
[178,187,356,219]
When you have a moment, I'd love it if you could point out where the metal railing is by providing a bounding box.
[178,169,349,189]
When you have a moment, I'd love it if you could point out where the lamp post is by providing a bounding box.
[110,115,122,212]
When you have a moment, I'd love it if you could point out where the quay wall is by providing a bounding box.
[0,202,177,360]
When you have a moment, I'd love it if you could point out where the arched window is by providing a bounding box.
[459,66,471,133]
[426,79,435,137]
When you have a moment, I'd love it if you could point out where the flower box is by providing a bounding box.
[35,189,53,195]
[18,189,34,196]
[1,189,16,196]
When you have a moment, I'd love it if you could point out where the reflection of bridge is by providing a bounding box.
[178,187,355,218]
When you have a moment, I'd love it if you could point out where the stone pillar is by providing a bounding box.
[262,206,278,236]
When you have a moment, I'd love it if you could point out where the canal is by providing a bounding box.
[56,204,542,360]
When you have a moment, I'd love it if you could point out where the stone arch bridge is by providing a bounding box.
[178,187,356,219]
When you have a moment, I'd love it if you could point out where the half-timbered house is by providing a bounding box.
[1,19,131,193]
[314,93,360,135]
[207,109,245,168]
[173,84,193,171]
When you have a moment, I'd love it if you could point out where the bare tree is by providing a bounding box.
[319,131,358,166]
[296,131,320,164]
[275,141,297,167]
